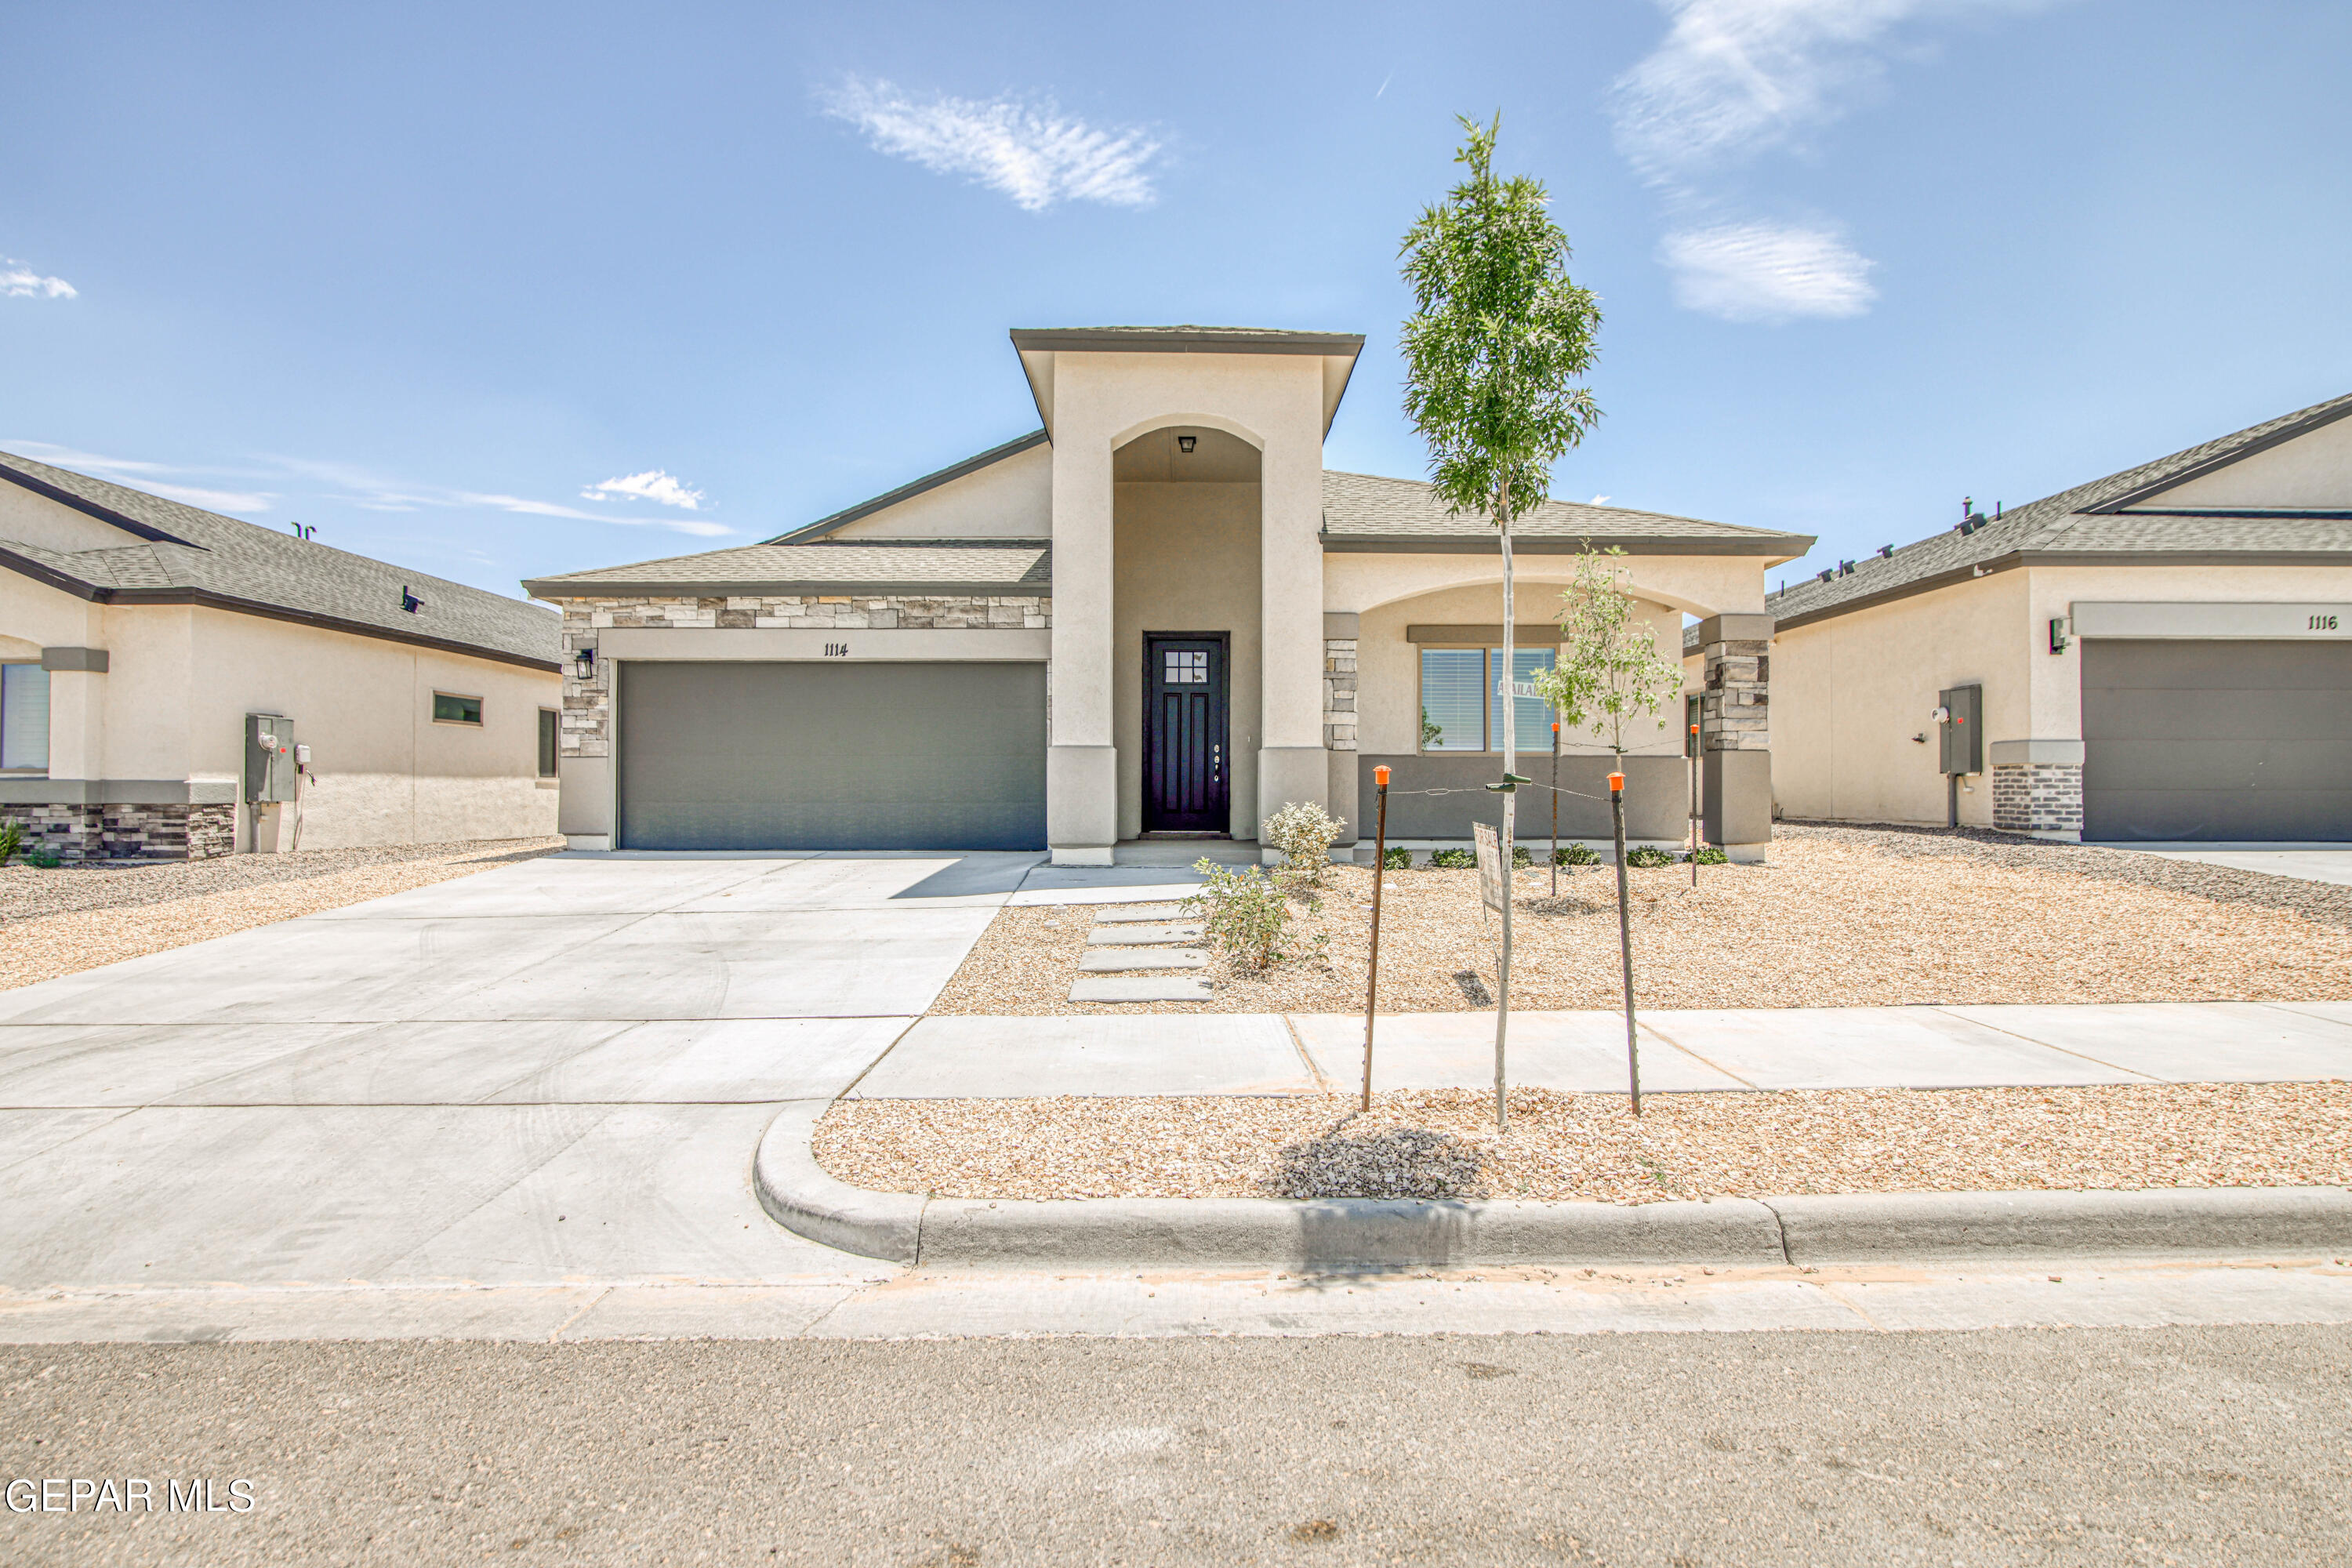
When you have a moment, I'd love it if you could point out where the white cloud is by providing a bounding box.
[819,76,1160,211]
[1611,0,2049,183]
[1589,495,1613,506]
[2,260,77,299]
[582,470,706,510]
[0,441,270,510]
[1661,222,1878,322]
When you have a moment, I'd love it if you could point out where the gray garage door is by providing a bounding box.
[616,661,1047,851]
[2082,639,2352,841]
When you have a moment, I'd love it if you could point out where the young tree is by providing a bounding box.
[1534,546,1684,1113]
[1399,114,1602,1129]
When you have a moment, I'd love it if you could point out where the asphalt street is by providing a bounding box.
[5,1323,2347,1566]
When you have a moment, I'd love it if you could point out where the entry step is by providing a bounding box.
[1091,902,1192,924]
[1069,975,1214,1003]
[1076,948,1208,973]
[1083,921,1203,946]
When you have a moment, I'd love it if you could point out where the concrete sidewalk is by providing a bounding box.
[853,1000,2352,1098]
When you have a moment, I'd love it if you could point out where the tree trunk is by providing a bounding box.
[1494,511,1515,1131]
[1612,771,1641,1116]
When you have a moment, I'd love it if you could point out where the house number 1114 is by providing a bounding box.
[823,642,850,656]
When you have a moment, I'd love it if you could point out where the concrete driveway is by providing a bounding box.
[0,851,1044,1296]
[2092,841,2352,888]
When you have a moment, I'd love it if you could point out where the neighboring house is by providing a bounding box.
[0,451,563,860]
[1764,393,2352,842]
[524,325,1809,864]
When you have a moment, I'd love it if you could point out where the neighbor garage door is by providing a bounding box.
[2081,638,2352,841]
[616,661,1047,851]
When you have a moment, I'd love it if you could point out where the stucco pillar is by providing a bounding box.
[1254,411,1327,858]
[1696,612,1773,862]
[1047,429,1117,865]
[40,658,107,783]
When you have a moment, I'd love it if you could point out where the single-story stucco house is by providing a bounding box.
[524,325,1811,865]
[1762,391,2352,842]
[0,450,564,859]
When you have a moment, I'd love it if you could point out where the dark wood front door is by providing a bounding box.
[1142,634,1229,833]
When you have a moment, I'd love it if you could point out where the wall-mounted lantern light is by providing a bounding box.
[2049,616,2071,654]
[1177,434,1197,454]
[575,646,597,679]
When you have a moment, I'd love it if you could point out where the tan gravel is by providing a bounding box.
[0,838,561,991]
[928,824,2352,1014]
[815,1083,2352,1204]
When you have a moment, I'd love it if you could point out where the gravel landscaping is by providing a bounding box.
[928,823,2352,1014]
[815,1081,2352,1204]
[0,837,561,990]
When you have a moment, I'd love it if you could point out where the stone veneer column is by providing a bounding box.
[1694,612,1773,862]
[1990,741,2085,840]
[1321,612,1360,846]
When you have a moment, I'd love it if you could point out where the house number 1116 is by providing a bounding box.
[2312,615,2339,631]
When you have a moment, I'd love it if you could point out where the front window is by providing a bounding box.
[538,708,559,777]
[1417,646,1557,753]
[1,663,49,771]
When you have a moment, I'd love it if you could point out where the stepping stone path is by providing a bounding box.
[1067,900,1213,1003]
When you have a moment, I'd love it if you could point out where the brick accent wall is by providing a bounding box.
[1,801,235,862]
[554,593,1053,760]
[1700,634,1769,752]
[1993,761,2083,837]
[1323,637,1358,752]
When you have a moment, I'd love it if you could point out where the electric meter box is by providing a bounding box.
[245,713,297,802]
[1937,684,1982,776]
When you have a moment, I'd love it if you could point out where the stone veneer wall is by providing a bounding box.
[556,594,1053,760]
[1,801,235,862]
[1993,761,2084,837]
[1323,637,1358,752]
[1699,634,1769,753]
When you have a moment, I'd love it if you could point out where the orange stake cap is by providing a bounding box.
[1608,771,1625,790]
[1374,765,1390,787]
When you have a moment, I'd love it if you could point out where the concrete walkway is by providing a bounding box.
[852,1000,2352,1098]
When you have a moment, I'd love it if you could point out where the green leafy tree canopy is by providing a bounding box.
[1398,114,1603,526]
[1534,547,1685,755]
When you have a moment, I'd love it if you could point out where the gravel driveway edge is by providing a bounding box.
[757,1105,2352,1269]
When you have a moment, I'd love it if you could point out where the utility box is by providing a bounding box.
[245,713,297,802]
[1938,684,1982,775]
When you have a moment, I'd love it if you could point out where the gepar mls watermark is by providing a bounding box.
[7,1478,255,1514]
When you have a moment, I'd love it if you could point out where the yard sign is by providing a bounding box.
[1472,821,1505,914]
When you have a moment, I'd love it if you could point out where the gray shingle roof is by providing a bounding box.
[1321,470,1813,555]
[0,450,561,669]
[522,539,1053,599]
[1766,390,2352,630]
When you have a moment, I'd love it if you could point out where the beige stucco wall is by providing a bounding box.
[1112,481,1263,839]
[0,566,559,848]
[187,608,559,848]
[2136,415,2352,511]
[1772,571,2026,828]
[1323,550,1768,622]
[828,441,1052,539]
[0,481,144,553]
[1356,579,1683,758]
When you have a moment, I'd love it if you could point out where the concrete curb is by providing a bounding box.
[754,1105,2352,1269]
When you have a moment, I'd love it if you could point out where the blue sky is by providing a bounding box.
[5,1,2350,600]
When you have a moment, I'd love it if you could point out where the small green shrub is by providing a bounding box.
[1261,800,1346,887]
[1185,859,1293,971]
[1686,844,1729,866]
[1429,847,1476,869]
[0,819,20,867]
[1511,844,1532,869]
[1554,843,1598,867]
[1381,846,1413,870]
[1624,844,1675,869]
